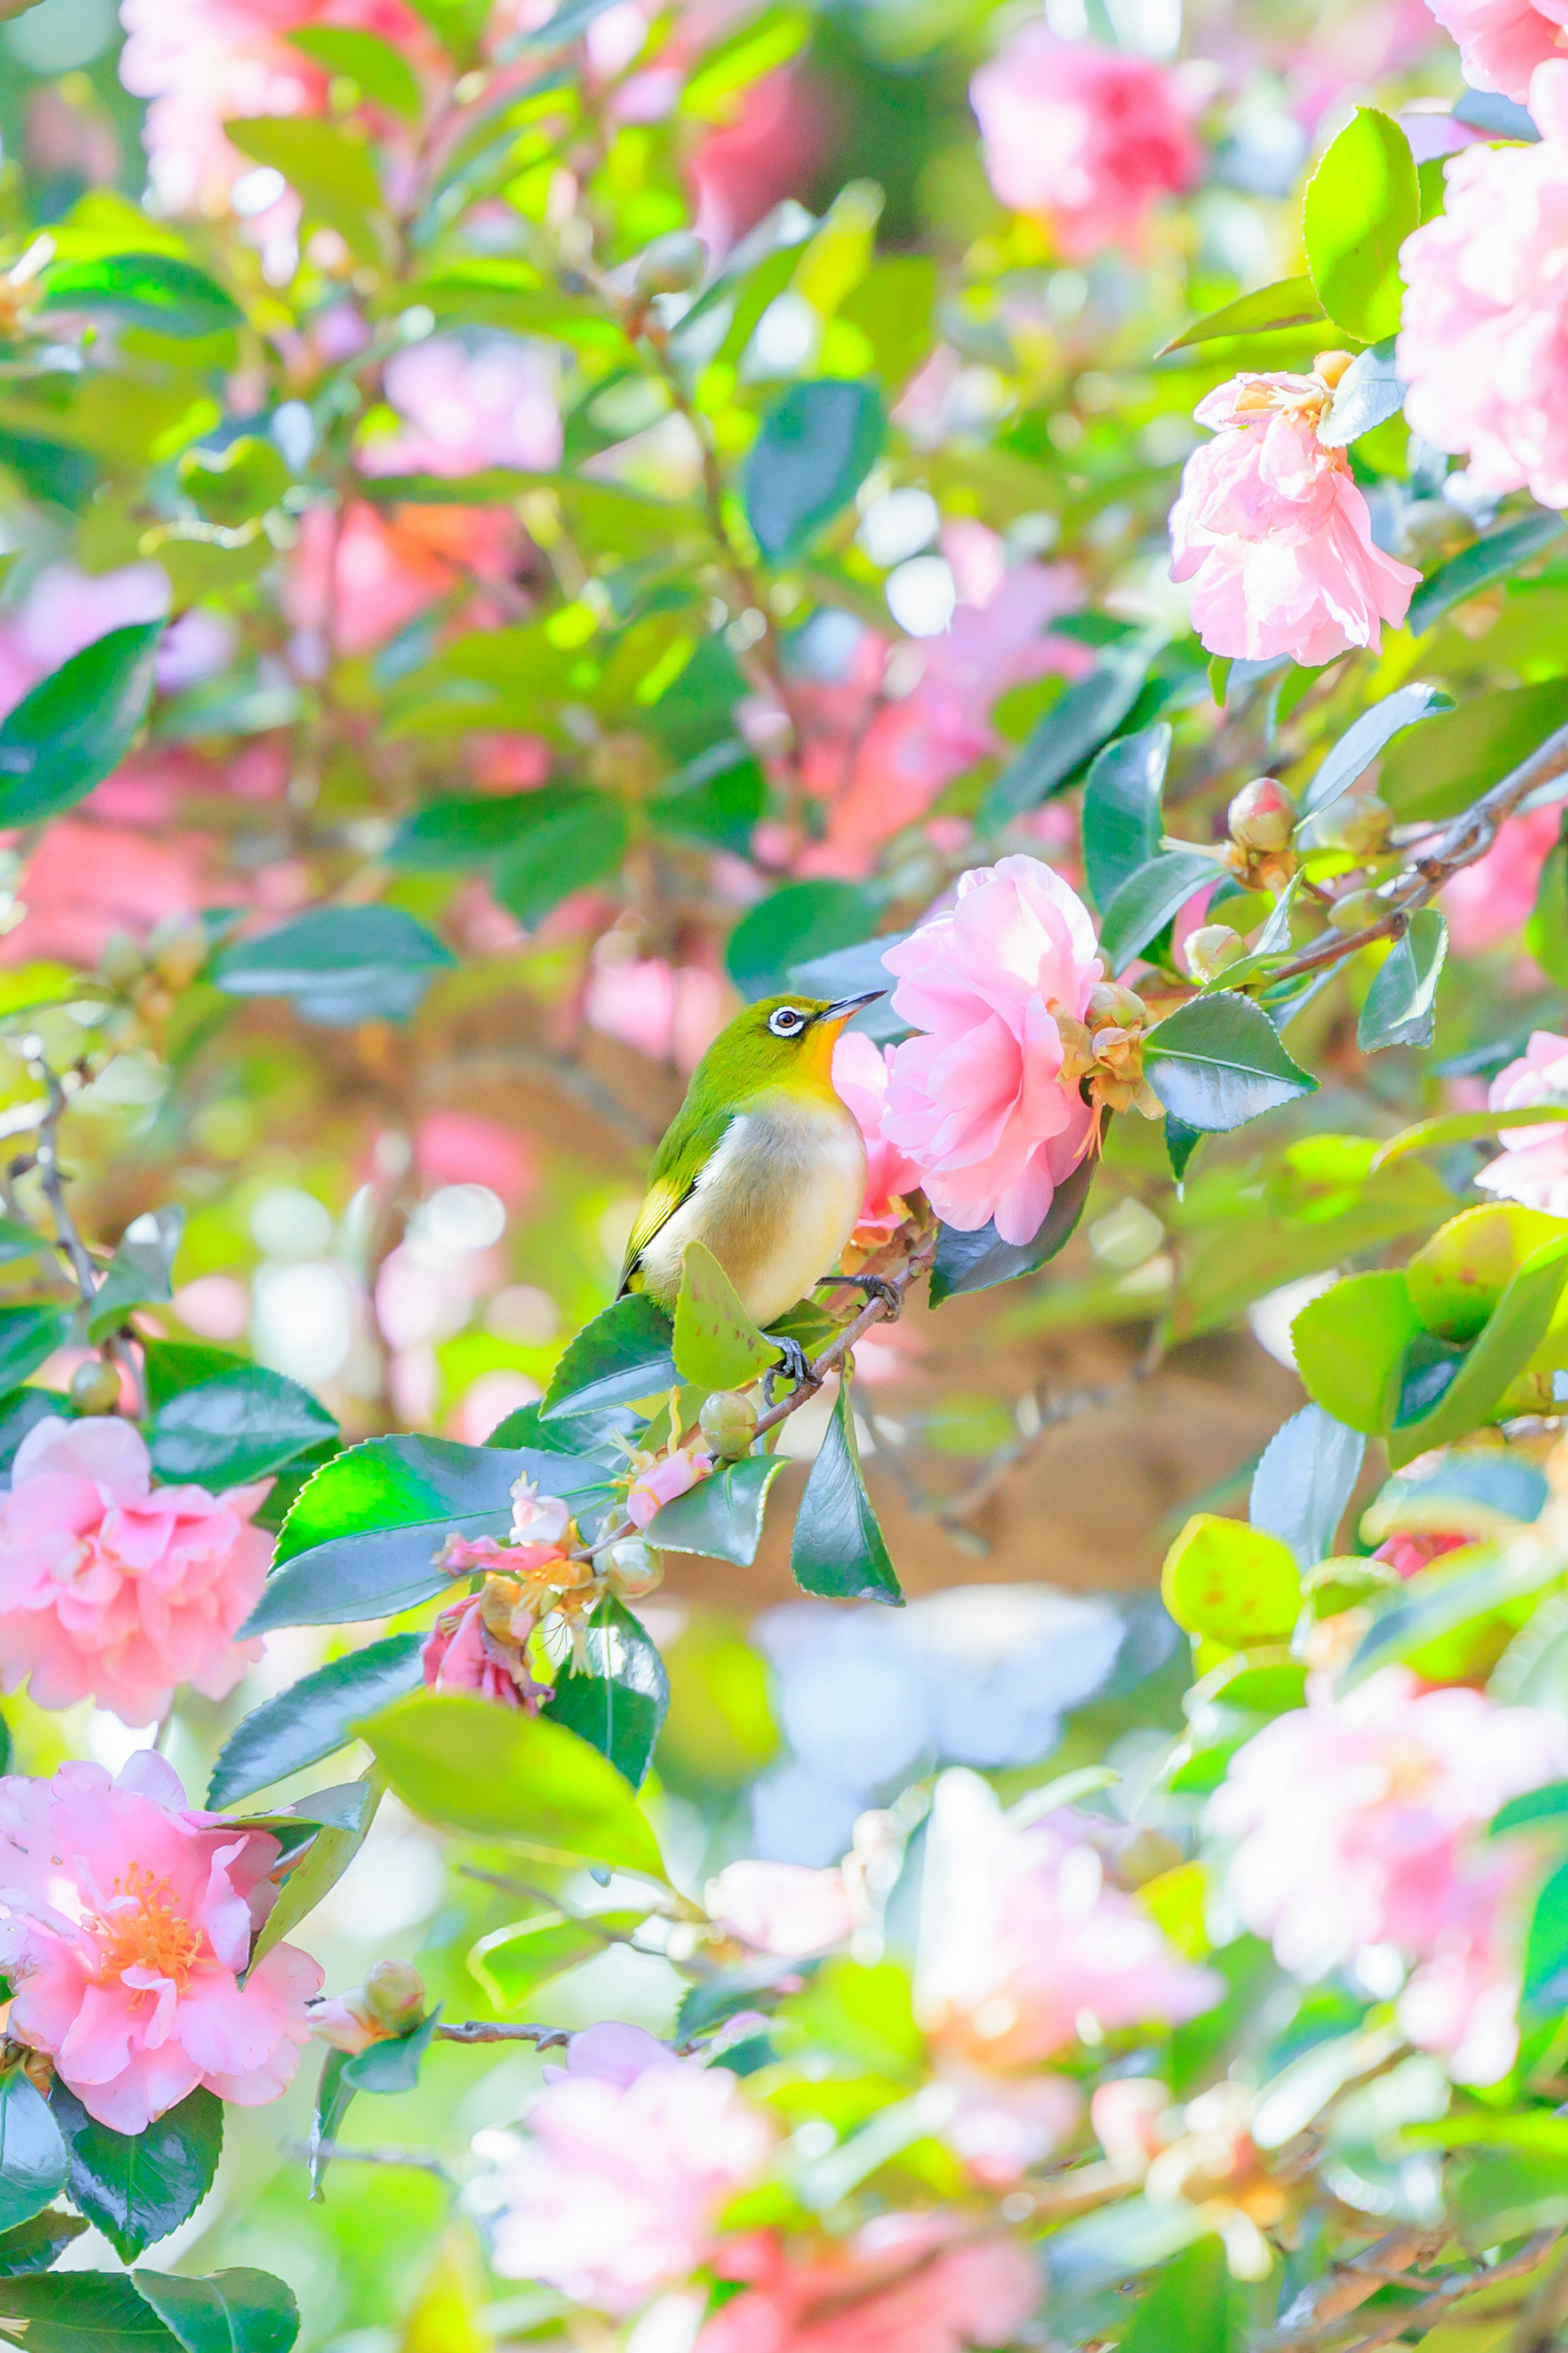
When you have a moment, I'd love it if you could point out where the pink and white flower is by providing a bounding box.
[1420,0,1568,102]
[626,1445,712,1530]
[0,1416,271,1726]
[709,1860,856,1958]
[359,337,561,480]
[1475,1028,1568,1214]
[0,1751,321,2131]
[831,1033,927,1247]
[701,2214,1039,2353]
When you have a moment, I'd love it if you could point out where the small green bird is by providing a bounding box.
[618,990,884,1342]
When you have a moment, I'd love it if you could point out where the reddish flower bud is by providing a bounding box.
[1228,778,1297,853]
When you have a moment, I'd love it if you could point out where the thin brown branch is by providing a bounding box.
[1508,2239,1568,2353]
[433,2021,574,2047]
[1265,2226,1448,2348]
[1270,2231,1560,2353]
[931,1324,1166,1538]
[284,2138,454,2182]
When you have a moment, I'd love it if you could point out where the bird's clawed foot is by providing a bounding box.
[837,1272,903,1322]
[764,1335,814,1406]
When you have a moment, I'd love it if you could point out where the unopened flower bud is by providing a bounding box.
[147,911,208,990]
[604,1537,664,1599]
[1312,795,1391,858]
[698,1389,757,1462]
[633,231,706,298]
[1228,777,1296,854]
[1183,924,1245,984]
[1314,349,1355,391]
[98,929,144,988]
[1328,886,1384,932]
[1085,981,1147,1032]
[361,1958,426,2033]
[69,1357,122,1416]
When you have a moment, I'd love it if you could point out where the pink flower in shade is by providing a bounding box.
[0,1417,271,1726]
[626,1446,712,1530]
[1419,0,1568,101]
[1372,1530,1472,1580]
[969,30,1200,260]
[584,951,729,1072]
[1169,374,1420,666]
[0,821,212,971]
[1442,806,1560,955]
[0,563,169,721]
[284,501,520,656]
[689,67,833,257]
[880,856,1102,1247]
[359,337,561,479]
[940,2069,1082,2188]
[415,1111,533,1202]
[1399,62,1568,508]
[420,1590,546,1709]
[831,1034,927,1247]
[489,2035,776,2313]
[700,2217,1039,2353]
[709,1861,855,1958]
[1475,1029,1568,1214]
[0,1751,322,2132]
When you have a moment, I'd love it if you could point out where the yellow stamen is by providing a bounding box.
[86,1863,204,1990]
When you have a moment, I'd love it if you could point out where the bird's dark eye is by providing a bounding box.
[768,1007,805,1037]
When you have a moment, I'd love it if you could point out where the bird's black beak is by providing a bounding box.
[818,990,885,1025]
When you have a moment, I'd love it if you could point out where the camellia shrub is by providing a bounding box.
[14,0,1568,2342]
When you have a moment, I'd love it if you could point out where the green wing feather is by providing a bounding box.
[617,1099,735,1296]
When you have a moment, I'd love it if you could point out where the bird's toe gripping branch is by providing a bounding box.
[764,1334,815,1405]
[835,1273,903,1321]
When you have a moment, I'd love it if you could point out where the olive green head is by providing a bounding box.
[687,990,884,1105]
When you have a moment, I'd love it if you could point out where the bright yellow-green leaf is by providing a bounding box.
[1160,1513,1302,1647]
[1406,1202,1568,1342]
[1303,106,1419,342]
[1291,1269,1422,1433]
[673,1239,776,1391]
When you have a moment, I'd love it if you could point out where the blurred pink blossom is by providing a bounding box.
[585,950,729,1070]
[1400,62,1568,507]
[689,68,831,255]
[941,2069,1082,2187]
[416,1111,533,1201]
[710,1860,855,1957]
[701,2216,1039,2353]
[285,501,520,654]
[1373,1530,1472,1579]
[447,1372,542,1443]
[360,337,561,478]
[1421,0,1568,100]
[627,1446,713,1529]
[831,1032,927,1245]
[0,820,212,968]
[0,1751,321,2131]
[881,856,1101,1247]
[173,1274,251,1342]
[1442,806,1559,953]
[490,2040,776,2312]
[0,1415,271,1726]
[0,562,169,720]
[970,31,1200,259]
[1476,1028,1568,1213]
[1169,374,1419,665]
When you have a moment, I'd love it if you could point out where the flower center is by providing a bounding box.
[86,1862,204,1989]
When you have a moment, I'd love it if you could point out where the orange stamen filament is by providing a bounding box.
[86,1863,204,1990]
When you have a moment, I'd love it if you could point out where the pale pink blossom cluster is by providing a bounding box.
[0,562,169,720]
[360,338,562,480]
[0,1751,321,2131]
[831,1034,927,1251]
[879,856,1102,1246]
[0,1416,272,1726]
[1442,806,1559,955]
[1475,1027,1568,1214]
[708,1859,857,1958]
[626,1443,712,1528]
[1399,62,1568,509]
[700,2215,1039,2353]
[490,2023,776,2313]
[1210,1668,1568,2082]
[1169,374,1419,666]
[969,30,1200,259]
[1421,0,1568,100]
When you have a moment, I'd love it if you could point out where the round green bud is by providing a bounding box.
[1228,777,1296,854]
[98,929,145,989]
[634,232,707,299]
[69,1358,122,1416]
[698,1389,758,1461]
[1328,887,1385,932]
[604,1537,664,1600]
[361,1958,426,2032]
[1312,795,1392,858]
[1183,924,1246,984]
[1085,981,1147,1032]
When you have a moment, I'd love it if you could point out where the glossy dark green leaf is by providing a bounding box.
[645,1454,786,1565]
[1165,1114,1203,1186]
[491,787,630,927]
[141,1341,247,1411]
[982,640,1156,825]
[1316,340,1404,448]
[131,2269,300,2353]
[87,1206,185,1343]
[743,379,884,562]
[1096,851,1219,977]
[1303,106,1419,341]
[0,2208,88,2275]
[0,1308,70,1395]
[1143,991,1319,1130]
[540,1294,677,1419]
[648,740,766,854]
[147,1365,338,1489]
[1357,909,1448,1052]
[213,908,455,1026]
[545,1597,669,1786]
[727,880,882,1000]
[207,1633,424,1807]
[1409,510,1568,637]
[0,2074,67,2235]
[790,1376,901,1604]
[1249,1404,1365,1569]
[928,1146,1098,1304]
[40,254,241,339]
[1301,681,1455,816]
[307,2050,354,2199]
[249,1780,380,1965]
[288,22,419,115]
[1081,725,1170,912]
[1384,1229,1568,1469]
[0,2273,184,2348]
[50,2084,220,2264]
[1494,1782,1568,1836]
[385,792,541,868]
[1381,677,1568,822]
[0,624,162,827]
[1156,274,1324,356]
[342,2006,441,2096]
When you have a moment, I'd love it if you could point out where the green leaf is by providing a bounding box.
[0,1216,45,1267]
[307,2050,354,2198]
[87,1206,184,1343]
[673,1240,776,1389]
[1301,681,1454,816]
[0,1308,71,1391]
[1409,510,1568,637]
[726,880,882,1000]
[130,2270,298,2353]
[790,1376,901,1604]
[142,1340,248,1411]
[540,1294,677,1419]
[1372,1102,1568,1168]
[1316,339,1404,448]
[40,254,241,339]
[1385,1229,1568,1468]
[1096,850,1219,977]
[1303,105,1419,342]
[213,908,454,1026]
[1119,2238,1242,2353]
[1494,1781,1568,1836]
[249,1780,380,1964]
[1143,991,1319,1131]
[1292,1270,1423,1433]
[1342,1542,1564,1688]
[0,2210,88,2275]
[928,1147,1098,1304]
[1156,274,1325,356]
[359,1691,667,1874]
[1166,1114,1204,1186]
[0,2273,185,2349]
[1160,1513,1302,1646]
[288,24,420,116]
[178,439,291,530]
[222,117,381,248]
[469,1908,648,2008]
[647,740,765,854]
[1357,910,1448,1053]
[1529,825,1568,986]
[386,791,543,868]
[544,1596,669,1786]
[644,1453,786,1564]
[1249,1405,1365,1569]
[981,639,1156,825]
[50,2084,220,2264]
[491,788,631,928]
[1381,677,1568,822]
[342,2007,441,2097]
[0,623,162,827]
[743,379,884,562]
[0,2075,67,2235]
[147,1365,338,1489]
[1081,724,1171,913]
[207,1633,424,1807]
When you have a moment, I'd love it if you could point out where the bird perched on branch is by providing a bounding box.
[618,991,889,1365]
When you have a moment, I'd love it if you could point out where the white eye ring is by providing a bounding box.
[768,1007,806,1037]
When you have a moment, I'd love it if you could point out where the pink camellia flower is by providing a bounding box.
[1443,806,1559,955]
[489,2030,776,2313]
[880,856,1102,1246]
[709,1860,856,1958]
[626,1445,713,1530]
[0,1416,271,1726]
[420,1590,546,1709]
[1475,1029,1568,1215]
[700,2215,1039,2353]
[831,1034,927,1248]
[940,2068,1082,2188]
[0,1751,322,2132]
[0,562,169,721]
[359,337,562,479]
[970,29,1200,260]
[1169,372,1420,665]
[1372,1529,1472,1580]
[1400,62,1568,508]
[1420,0,1568,101]
[584,949,729,1071]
